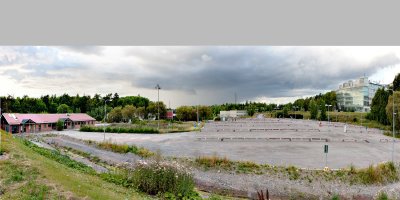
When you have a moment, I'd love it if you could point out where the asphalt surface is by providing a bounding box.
[47,118,400,169]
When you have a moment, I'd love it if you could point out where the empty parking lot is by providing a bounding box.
[55,118,399,169]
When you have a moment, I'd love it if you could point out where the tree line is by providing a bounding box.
[0,93,153,121]
[367,73,400,130]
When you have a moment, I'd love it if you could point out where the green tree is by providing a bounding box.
[147,101,167,120]
[34,99,47,113]
[112,93,120,107]
[247,105,256,117]
[282,106,289,118]
[107,106,123,123]
[122,105,136,121]
[176,106,194,121]
[293,99,305,111]
[57,119,64,131]
[57,104,70,113]
[198,106,211,120]
[135,106,148,120]
[310,100,318,120]
[319,104,327,121]
[48,101,58,113]
[393,73,400,91]
[369,88,390,125]
[386,91,400,131]
[88,106,112,121]
[11,99,21,113]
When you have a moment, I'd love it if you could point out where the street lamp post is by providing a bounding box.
[325,105,332,123]
[155,84,161,130]
[103,99,109,142]
[293,106,299,120]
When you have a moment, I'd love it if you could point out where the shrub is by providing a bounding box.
[97,140,154,158]
[101,160,196,199]
[276,111,284,118]
[377,191,388,200]
[56,119,64,131]
[133,160,195,197]
[195,155,231,168]
[79,126,159,134]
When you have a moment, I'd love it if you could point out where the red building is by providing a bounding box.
[1,113,95,134]
[167,110,176,120]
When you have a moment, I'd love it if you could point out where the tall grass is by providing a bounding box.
[22,140,97,175]
[101,160,196,199]
[195,155,232,168]
[97,140,154,158]
[357,162,398,184]
[80,126,159,134]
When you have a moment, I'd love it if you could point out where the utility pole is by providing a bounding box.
[293,106,299,120]
[104,99,107,142]
[155,84,161,130]
[197,105,199,122]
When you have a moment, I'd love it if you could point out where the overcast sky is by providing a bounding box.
[0,46,399,108]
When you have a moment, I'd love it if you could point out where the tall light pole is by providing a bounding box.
[155,84,161,130]
[293,106,299,119]
[388,89,396,162]
[103,99,109,142]
[325,105,332,123]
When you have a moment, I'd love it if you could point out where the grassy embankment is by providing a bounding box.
[0,130,152,199]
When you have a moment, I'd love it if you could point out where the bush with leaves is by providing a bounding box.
[80,126,159,134]
[56,119,64,131]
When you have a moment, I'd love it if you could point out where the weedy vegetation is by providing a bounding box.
[80,126,159,134]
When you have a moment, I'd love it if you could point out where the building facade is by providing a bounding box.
[167,110,177,120]
[336,76,384,112]
[1,113,96,134]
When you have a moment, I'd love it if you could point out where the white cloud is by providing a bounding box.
[201,54,212,62]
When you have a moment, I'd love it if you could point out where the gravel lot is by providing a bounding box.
[49,118,400,169]
[33,118,400,199]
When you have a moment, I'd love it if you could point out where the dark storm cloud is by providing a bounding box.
[1,46,399,106]
[128,47,400,99]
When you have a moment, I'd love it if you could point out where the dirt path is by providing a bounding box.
[31,139,109,174]
[42,136,142,166]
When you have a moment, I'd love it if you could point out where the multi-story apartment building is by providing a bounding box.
[336,76,384,112]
